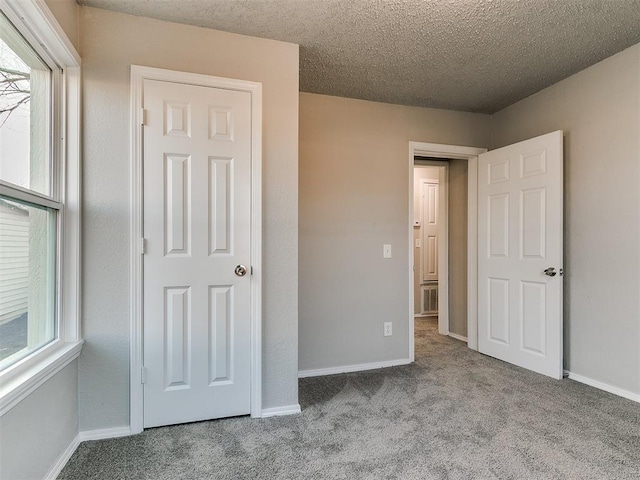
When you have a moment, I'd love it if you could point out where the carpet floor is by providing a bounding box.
[59,318,640,479]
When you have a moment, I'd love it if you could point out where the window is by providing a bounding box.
[0,0,81,413]
[0,12,57,370]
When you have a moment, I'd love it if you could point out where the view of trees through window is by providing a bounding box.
[1,37,30,126]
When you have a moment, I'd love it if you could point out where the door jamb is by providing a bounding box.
[408,142,486,361]
[129,65,263,434]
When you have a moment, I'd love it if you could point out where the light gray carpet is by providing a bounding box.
[59,319,640,479]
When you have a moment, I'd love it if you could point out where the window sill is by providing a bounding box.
[0,340,83,417]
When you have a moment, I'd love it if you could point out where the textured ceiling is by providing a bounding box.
[78,0,640,113]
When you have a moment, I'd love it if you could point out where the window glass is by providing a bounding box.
[0,12,51,197]
[0,197,56,367]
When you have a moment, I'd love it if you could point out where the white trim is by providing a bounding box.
[261,405,301,418]
[412,142,487,160]
[564,370,640,404]
[44,434,80,480]
[0,0,80,67]
[45,427,131,479]
[466,156,479,351]
[0,182,61,209]
[448,332,468,343]
[249,82,263,420]
[129,66,144,435]
[79,426,132,442]
[60,65,82,342]
[298,358,412,378]
[129,65,263,434]
[408,142,486,361]
[0,341,83,417]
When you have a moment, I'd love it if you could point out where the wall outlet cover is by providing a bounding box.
[384,322,392,336]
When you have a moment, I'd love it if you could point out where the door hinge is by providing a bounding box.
[141,238,146,255]
[141,366,147,384]
[141,108,147,126]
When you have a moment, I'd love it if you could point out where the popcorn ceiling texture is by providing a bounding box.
[79,0,640,113]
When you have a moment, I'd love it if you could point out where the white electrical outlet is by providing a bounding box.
[384,322,392,336]
[383,244,392,258]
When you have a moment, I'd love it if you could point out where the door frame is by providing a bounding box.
[414,162,448,324]
[129,65,263,434]
[408,142,486,360]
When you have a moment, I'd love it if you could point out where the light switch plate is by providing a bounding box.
[383,244,392,258]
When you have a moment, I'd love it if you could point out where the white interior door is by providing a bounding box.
[478,131,563,379]
[421,179,439,284]
[143,78,252,427]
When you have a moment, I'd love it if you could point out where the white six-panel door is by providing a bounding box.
[143,79,252,427]
[478,131,563,379]
[421,179,439,284]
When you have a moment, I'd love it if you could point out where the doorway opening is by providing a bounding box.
[413,158,470,346]
[408,142,486,361]
[409,135,564,379]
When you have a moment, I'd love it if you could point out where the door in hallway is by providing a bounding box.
[420,178,439,315]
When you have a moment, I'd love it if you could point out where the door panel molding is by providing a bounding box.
[130,66,262,434]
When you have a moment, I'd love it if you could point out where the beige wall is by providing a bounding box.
[78,7,299,430]
[448,160,468,337]
[492,43,640,395]
[0,361,79,480]
[299,92,490,371]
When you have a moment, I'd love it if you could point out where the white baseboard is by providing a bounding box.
[44,434,80,480]
[448,332,468,342]
[78,426,132,442]
[261,404,301,418]
[43,427,131,479]
[564,370,640,403]
[298,358,412,378]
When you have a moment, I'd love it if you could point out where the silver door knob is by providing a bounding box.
[234,265,248,277]
[544,267,557,277]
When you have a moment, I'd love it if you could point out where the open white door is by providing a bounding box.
[142,78,253,427]
[478,131,563,379]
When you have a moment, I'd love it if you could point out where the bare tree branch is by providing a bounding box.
[0,65,30,127]
[0,66,30,79]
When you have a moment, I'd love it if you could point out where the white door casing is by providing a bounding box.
[409,145,485,359]
[478,131,563,379]
[142,78,253,427]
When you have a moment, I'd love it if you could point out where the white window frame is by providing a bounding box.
[0,0,82,417]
